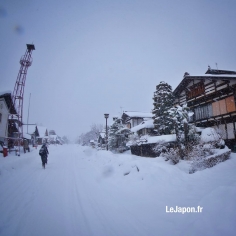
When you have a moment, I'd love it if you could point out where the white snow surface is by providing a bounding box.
[131,119,154,133]
[146,134,176,144]
[201,127,220,142]
[0,144,236,236]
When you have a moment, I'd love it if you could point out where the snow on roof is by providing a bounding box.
[36,126,48,138]
[146,134,176,144]
[131,119,154,132]
[23,133,31,139]
[127,134,176,146]
[116,127,130,134]
[123,111,153,118]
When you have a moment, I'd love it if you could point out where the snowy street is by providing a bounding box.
[1,144,236,236]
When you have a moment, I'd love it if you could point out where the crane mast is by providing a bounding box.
[9,44,35,155]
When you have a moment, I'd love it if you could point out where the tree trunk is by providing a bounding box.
[175,123,184,160]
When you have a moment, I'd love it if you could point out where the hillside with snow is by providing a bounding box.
[0,144,236,236]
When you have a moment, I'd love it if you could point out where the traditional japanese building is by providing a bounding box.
[173,67,236,149]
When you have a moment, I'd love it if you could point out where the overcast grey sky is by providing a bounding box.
[0,0,236,140]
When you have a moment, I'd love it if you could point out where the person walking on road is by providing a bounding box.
[39,143,49,169]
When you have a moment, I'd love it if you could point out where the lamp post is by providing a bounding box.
[104,113,109,150]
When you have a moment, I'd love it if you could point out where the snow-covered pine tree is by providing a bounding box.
[168,104,190,160]
[108,118,125,151]
[152,81,175,135]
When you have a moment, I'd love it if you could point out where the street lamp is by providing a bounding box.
[104,113,109,150]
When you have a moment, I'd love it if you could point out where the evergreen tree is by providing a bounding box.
[152,81,175,135]
[168,104,190,160]
[108,118,127,151]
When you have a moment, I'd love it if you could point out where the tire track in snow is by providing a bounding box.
[72,148,149,236]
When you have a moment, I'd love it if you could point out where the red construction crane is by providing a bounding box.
[9,44,35,155]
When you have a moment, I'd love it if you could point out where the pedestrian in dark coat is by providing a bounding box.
[39,143,49,169]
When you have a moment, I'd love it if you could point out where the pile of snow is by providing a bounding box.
[201,127,221,142]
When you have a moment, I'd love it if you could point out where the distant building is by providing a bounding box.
[35,126,49,145]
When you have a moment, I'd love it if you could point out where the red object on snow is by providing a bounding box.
[3,147,8,157]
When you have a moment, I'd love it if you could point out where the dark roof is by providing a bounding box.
[205,68,236,75]
[0,93,17,114]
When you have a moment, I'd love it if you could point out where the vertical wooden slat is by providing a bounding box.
[219,99,227,114]
[226,96,236,113]
[208,103,213,117]
[227,123,234,139]
[212,101,220,116]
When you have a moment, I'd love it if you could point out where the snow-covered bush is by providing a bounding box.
[126,132,139,147]
[200,127,225,149]
[187,127,229,173]
[189,146,231,173]
[160,147,180,165]
[152,140,167,155]
[187,143,216,161]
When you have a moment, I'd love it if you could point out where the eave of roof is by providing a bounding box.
[173,74,236,96]
[0,93,17,114]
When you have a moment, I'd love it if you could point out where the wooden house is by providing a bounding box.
[173,67,236,149]
[121,111,153,129]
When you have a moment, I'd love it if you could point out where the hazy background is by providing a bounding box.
[0,0,236,140]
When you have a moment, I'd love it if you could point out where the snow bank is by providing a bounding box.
[190,147,231,173]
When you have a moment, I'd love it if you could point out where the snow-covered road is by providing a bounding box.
[1,144,236,236]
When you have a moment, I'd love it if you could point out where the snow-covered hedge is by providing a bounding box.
[189,147,231,174]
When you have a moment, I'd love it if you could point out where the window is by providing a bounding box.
[187,82,205,99]
[0,113,2,122]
